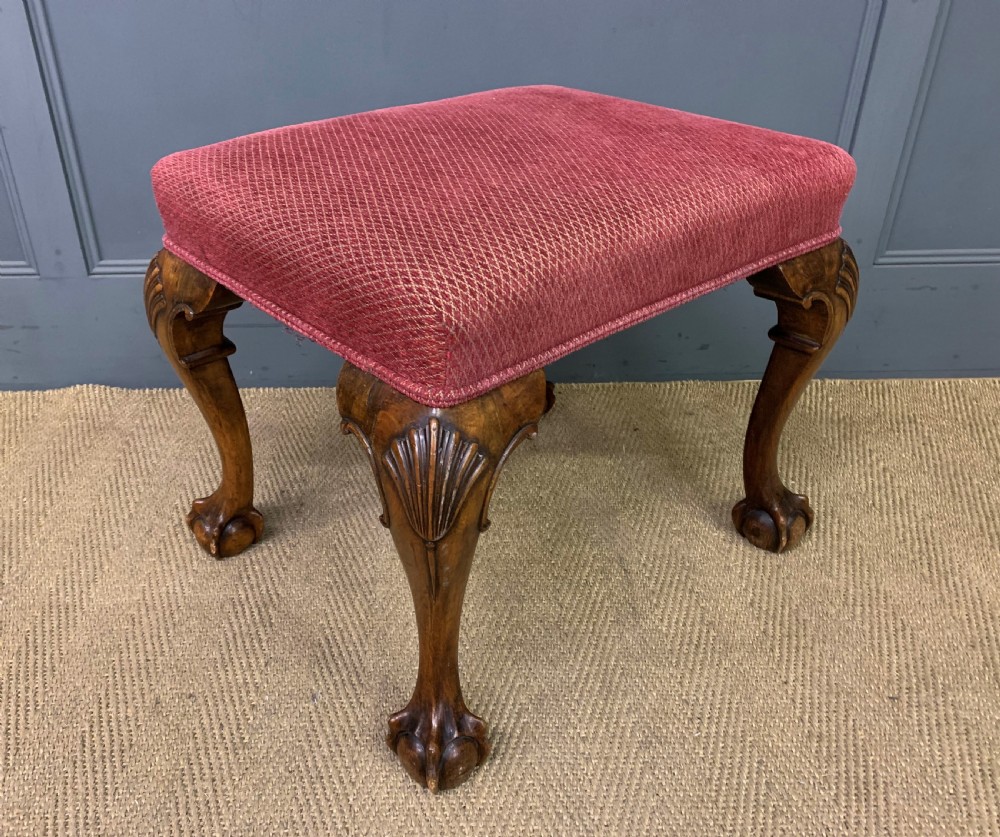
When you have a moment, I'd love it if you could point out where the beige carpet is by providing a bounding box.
[1,379,999,835]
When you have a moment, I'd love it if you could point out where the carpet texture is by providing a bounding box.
[1,379,998,835]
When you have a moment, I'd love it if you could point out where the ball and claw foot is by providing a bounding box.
[732,489,814,553]
[387,702,490,793]
[187,494,264,558]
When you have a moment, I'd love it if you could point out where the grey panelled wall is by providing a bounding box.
[0,173,26,266]
[0,0,997,388]
[883,0,1000,256]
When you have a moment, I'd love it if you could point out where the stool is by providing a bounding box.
[144,85,859,792]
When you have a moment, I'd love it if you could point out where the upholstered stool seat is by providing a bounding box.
[144,85,859,793]
[152,85,854,406]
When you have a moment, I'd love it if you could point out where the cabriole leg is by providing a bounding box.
[338,363,547,792]
[144,250,263,558]
[733,238,859,552]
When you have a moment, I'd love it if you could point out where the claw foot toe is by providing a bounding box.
[387,703,489,792]
[732,490,814,553]
[187,496,264,558]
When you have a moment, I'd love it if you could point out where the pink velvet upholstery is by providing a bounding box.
[152,85,855,407]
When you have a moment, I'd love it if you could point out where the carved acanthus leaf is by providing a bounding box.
[751,239,859,354]
[834,239,859,320]
[479,422,538,531]
[143,255,168,333]
[341,419,390,527]
[143,250,241,369]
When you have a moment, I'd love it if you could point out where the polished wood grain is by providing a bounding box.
[338,361,548,792]
[144,250,263,558]
[733,238,859,552]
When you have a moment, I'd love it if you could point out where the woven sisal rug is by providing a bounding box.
[1,380,998,834]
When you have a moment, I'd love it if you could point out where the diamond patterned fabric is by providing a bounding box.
[151,85,855,406]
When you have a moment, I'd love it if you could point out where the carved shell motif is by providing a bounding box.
[383,417,487,545]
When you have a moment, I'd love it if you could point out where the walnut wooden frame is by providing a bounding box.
[733,238,859,552]
[144,250,263,558]
[338,362,548,791]
[143,237,858,792]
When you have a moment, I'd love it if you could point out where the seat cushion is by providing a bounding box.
[152,85,855,407]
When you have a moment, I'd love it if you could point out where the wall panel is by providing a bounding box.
[881,0,1000,262]
[0,140,34,277]
[0,174,26,265]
